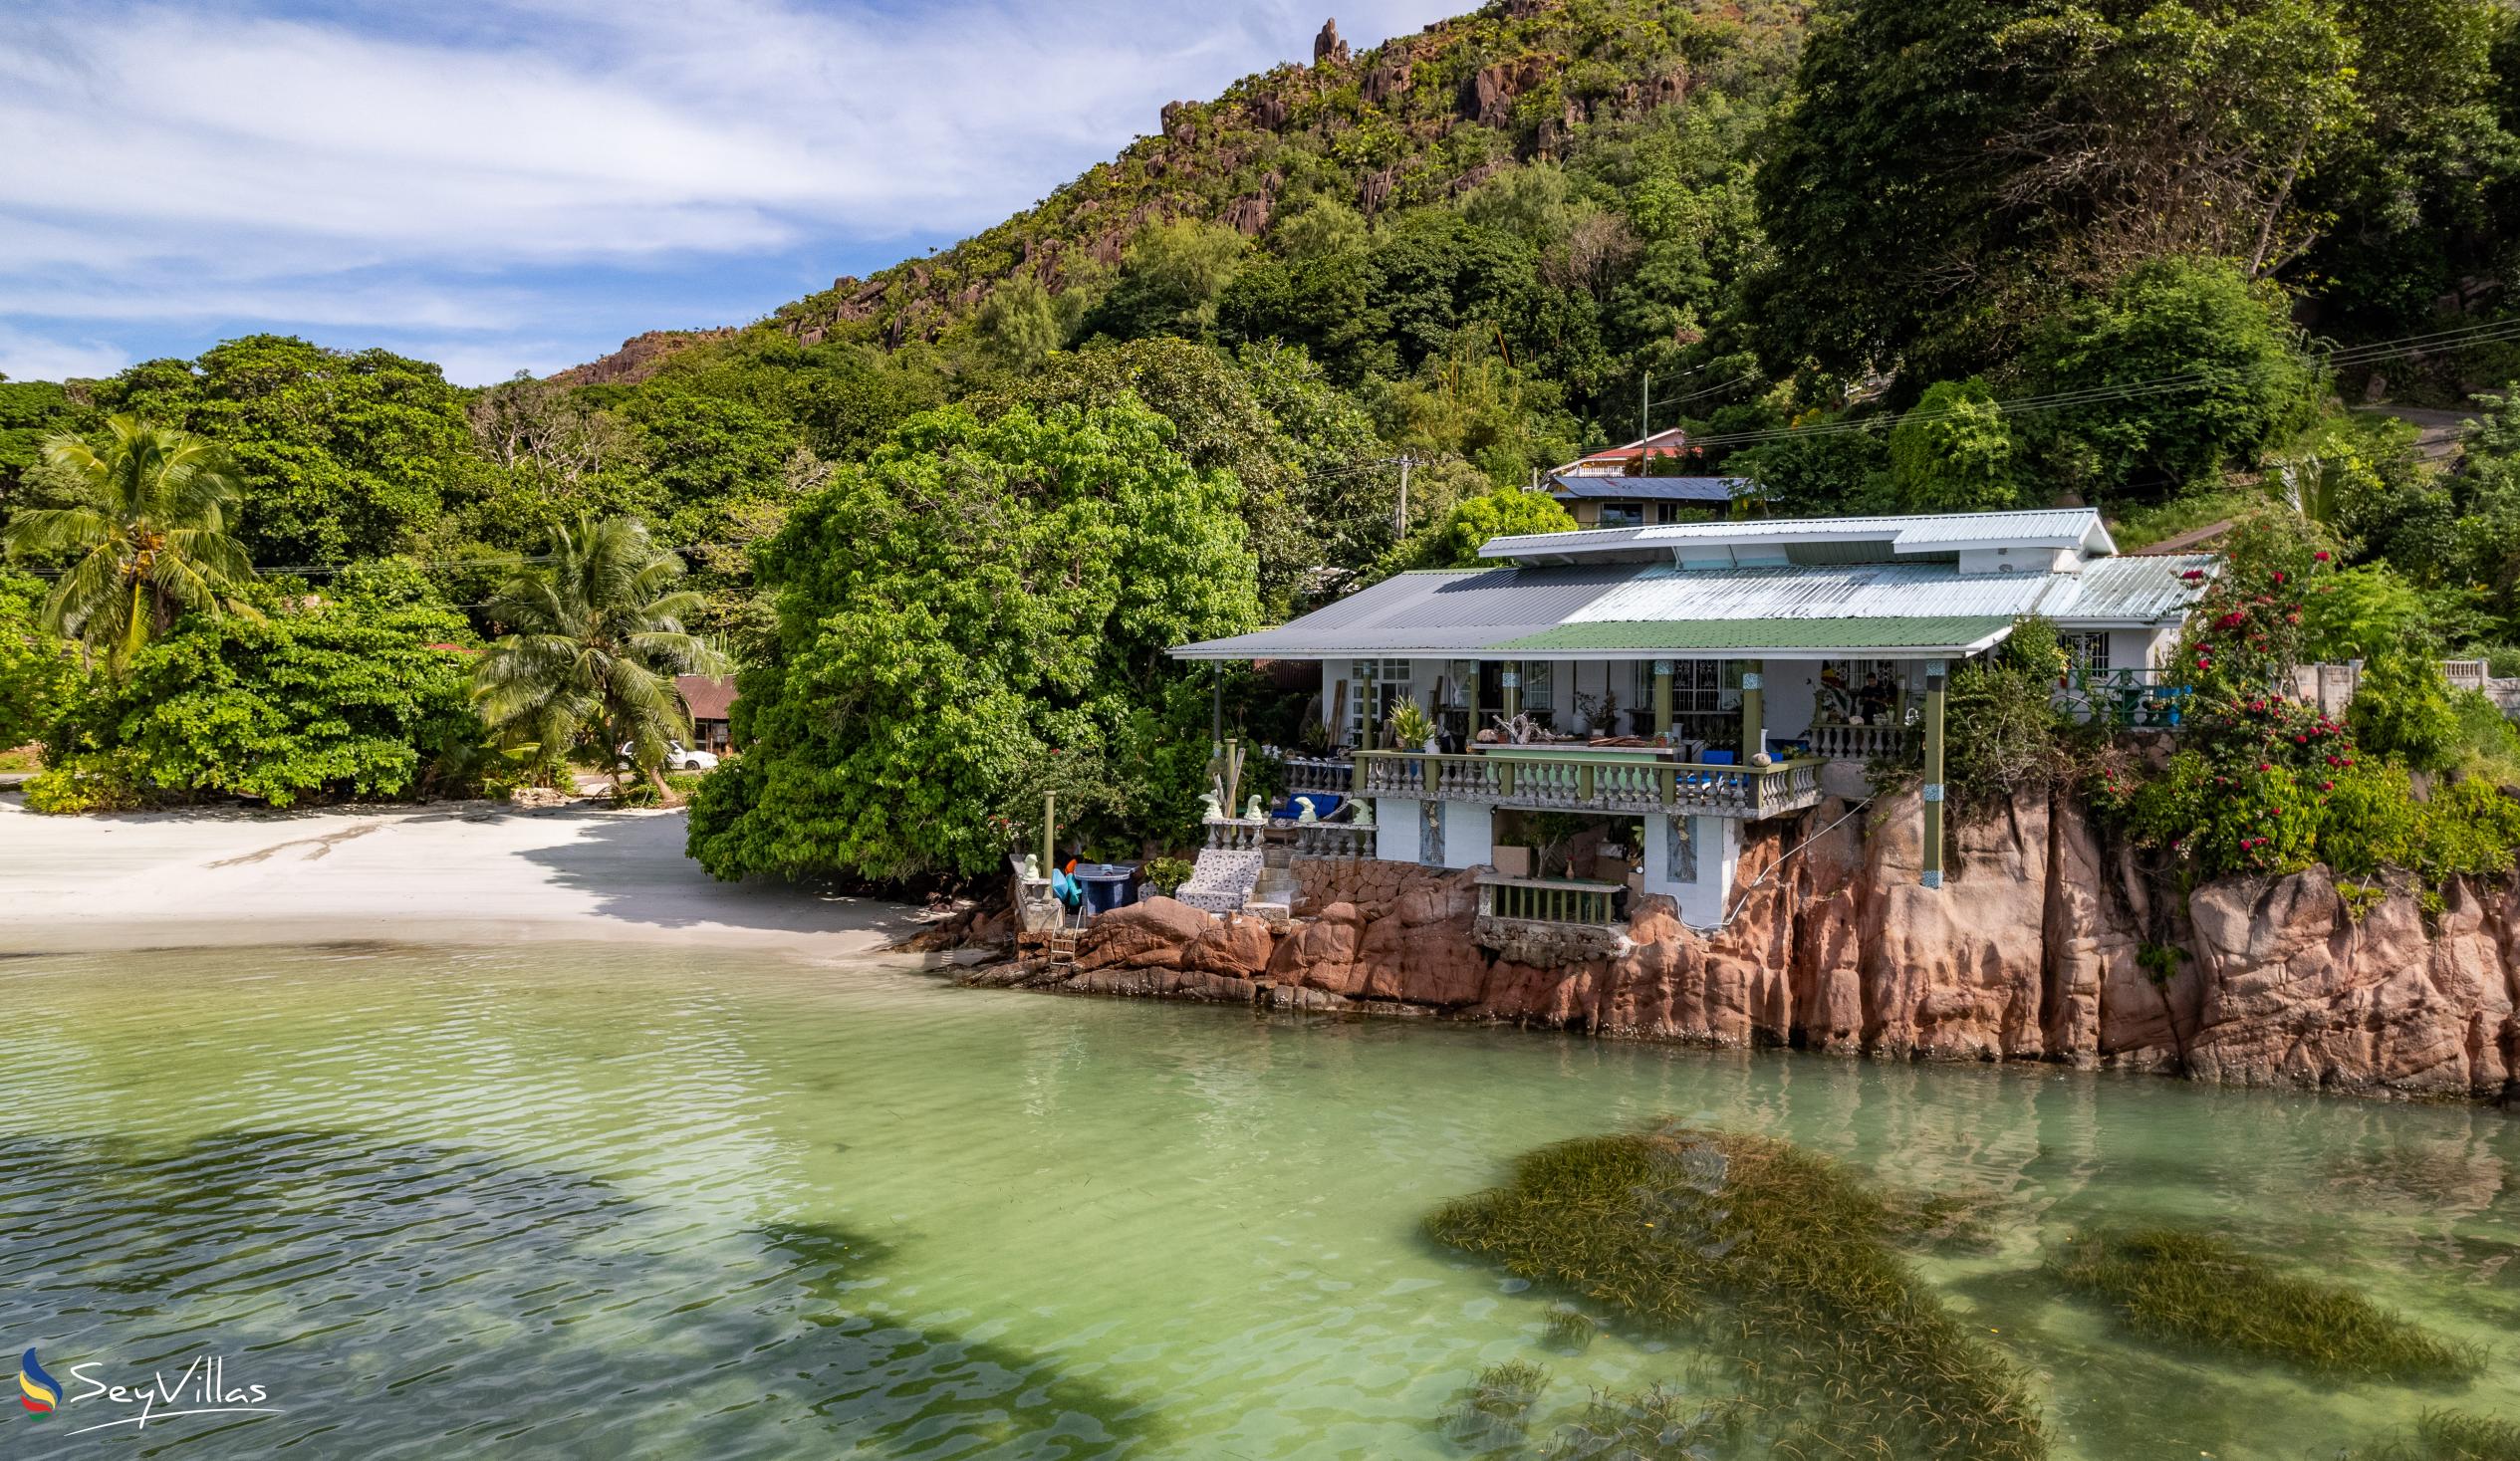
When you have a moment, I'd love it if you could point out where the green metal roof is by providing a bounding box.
[1497,615,2016,653]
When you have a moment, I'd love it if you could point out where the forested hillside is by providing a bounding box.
[6,0,2520,887]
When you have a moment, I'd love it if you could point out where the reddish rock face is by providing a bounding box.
[993,786,2520,1102]
[1181,916,1275,979]
[1072,896,1214,972]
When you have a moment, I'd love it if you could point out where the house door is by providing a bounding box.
[1477,661,1505,728]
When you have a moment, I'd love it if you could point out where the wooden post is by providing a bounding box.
[1042,791,1056,875]
[1211,661,1224,748]
[1739,659,1765,761]
[1653,658,1673,739]
[1921,659,1946,890]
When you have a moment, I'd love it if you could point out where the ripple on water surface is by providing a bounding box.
[1,944,2516,1459]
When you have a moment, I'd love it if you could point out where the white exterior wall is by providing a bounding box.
[2113,626,2177,669]
[1374,796,1425,864]
[1440,801,1494,868]
[1759,659,1820,751]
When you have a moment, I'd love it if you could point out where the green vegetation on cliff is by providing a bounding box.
[5,0,2520,881]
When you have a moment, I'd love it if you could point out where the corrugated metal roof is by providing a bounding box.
[1481,507,2112,563]
[1547,474,1744,502]
[2036,553,2215,621]
[1169,548,2206,659]
[1500,615,2015,654]
[1572,563,2055,624]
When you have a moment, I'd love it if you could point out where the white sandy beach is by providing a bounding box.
[0,795,916,958]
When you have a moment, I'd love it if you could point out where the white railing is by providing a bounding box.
[1281,756,1351,794]
[1357,750,1823,820]
[1806,723,1915,761]
[1291,822,1377,858]
[1203,818,1267,852]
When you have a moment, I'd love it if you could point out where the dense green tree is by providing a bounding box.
[1728,412,1893,517]
[1390,489,1580,572]
[2295,0,2520,328]
[472,516,725,795]
[1751,0,2503,375]
[93,335,472,565]
[2348,644,2463,771]
[1886,378,2022,512]
[974,275,1070,371]
[0,569,75,747]
[1077,218,1251,343]
[4,415,259,671]
[0,378,77,518]
[972,339,1326,612]
[2018,258,2322,502]
[1749,0,2047,375]
[685,398,1256,882]
[38,582,484,807]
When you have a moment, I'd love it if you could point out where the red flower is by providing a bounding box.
[2313,551,2331,562]
[2257,762,2272,772]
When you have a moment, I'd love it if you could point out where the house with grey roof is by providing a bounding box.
[1540,426,1745,527]
[1170,508,2210,928]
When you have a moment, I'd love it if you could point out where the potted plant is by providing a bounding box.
[1386,699,1438,754]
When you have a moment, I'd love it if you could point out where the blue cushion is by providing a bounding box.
[1700,750,1737,766]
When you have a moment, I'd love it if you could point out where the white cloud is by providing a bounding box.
[0,324,131,382]
[0,0,1462,381]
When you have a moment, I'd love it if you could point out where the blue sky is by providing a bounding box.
[0,0,1457,385]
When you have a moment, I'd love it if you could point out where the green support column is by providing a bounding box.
[1739,658,1765,761]
[1653,658,1673,739]
[1042,791,1056,875]
[1921,659,1947,889]
[1501,664,1522,723]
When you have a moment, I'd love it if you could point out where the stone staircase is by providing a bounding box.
[1174,848,1263,913]
[1246,846,1300,917]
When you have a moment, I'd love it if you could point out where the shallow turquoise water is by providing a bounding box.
[1,943,2515,1458]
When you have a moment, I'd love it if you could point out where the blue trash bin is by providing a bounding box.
[1069,862,1141,915]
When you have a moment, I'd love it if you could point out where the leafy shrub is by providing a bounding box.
[41,590,485,809]
[2350,650,2462,772]
[21,757,141,815]
[1944,616,2068,810]
[1142,855,1194,894]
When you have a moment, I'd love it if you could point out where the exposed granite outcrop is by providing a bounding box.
[983,786,2520,1102]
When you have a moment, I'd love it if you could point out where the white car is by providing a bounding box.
[619,741,719,772]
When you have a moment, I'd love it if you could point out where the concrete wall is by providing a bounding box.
[1374,796,1428,864]
[1441,801,1494,868]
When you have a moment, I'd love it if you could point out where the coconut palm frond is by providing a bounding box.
[17,416,257,671]
[2,505,112,558]
[469,513,715,777]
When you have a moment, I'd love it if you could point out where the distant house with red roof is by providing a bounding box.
[676,674,738,754]
[1540,428,1744,528]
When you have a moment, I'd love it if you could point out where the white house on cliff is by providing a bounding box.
[1170,508,2210,928]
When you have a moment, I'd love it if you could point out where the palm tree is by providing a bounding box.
[3,415,258,670]
[472,515,727,798]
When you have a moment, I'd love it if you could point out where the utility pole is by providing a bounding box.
[1639,370,1651,441]
[1393,455,1414,539]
